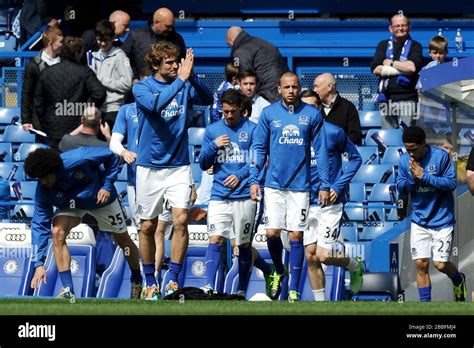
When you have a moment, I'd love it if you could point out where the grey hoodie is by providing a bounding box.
[89,47,133,112]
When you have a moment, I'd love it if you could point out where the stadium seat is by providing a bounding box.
[0,143,12,162]
[34,224,97,298]
[188,127,206,163]
[348,183,366,202]
[14,143,49,162]
[459,128,474,146]
[365,129,404,148]
[10,181,38,200]
[351,272,402,301]
[191,163,202,186]
[114,182,128,204]
[340,223,358,243]
[10,204,35,223]
[0,107,20,126]
[118,165,128,181]
[355,146,379,164]
[343,204,366,222]
[298,244,346,301]
[351,165,395,184]
[182,246,224,290]
[2,125,35,144]
[359,110,382,129]
[368,184,397,203]
[385,208,399,221]
[0,162,25,181]
[0,222,35,296]
[358,222,398,241]
[96,227,137,299]
[380,146,405,165]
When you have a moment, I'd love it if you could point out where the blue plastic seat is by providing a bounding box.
[459,128,474,146]
[365,129,404,147]
[191,163,202,186]
[188,127,206,163]
[11,204,35,222]
[0,107,20,126]
[2,125,35,144]
[34,243,97,298]
[348,183,366,202]
[358,222,398,241]
[14,143,49,162]
[351,165,395,184]
[114,182,128,204]
[10,181,37,200]
[359,110,382,129]
[0,143,12,162]
[118,165,128,181]
[340,223,358,243]
[0,224,35,296]
[96,246,134,299]
[381,146,406,165]
[355,146,379,164]
[368,184,397,203]
[0,162,25,181]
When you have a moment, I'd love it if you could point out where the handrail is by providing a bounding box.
[18,25,47,52]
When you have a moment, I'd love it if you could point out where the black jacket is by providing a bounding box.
[33,59,106,146]
[231,31,288,103]
[21,51,48,129]
[121,26,186,80]
[320,94,362,146]
[370,36,423,102]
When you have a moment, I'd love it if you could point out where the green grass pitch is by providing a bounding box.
[0,299,472,315]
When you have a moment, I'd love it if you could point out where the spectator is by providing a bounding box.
[89,20,132,128]
[313,73,362,145]
[21,26,63,132]
[33,36,106,150]
[226,26,288,103]
[211,63,239,123]
[416,36,448,90]
[59,106,111,152]
[300,89,321,108]
[82,10,131,54]
[371,13,423,129]
[122,7,186,82]
[238,70,270,125]
[19,0,59,46]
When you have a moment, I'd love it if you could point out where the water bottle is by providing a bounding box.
[455,29,465,53]
[437,28,443,37]
[364,153,378,165]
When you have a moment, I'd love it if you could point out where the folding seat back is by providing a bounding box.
[352,165,395,184]
[381,146,406,165]
[359,110,382,129]
[0,223,35,296]
[0,108,20,126]
[34,224,96,298]
[10,181,37,200]
[355,146,379,164]
[368,184,397,203]
[3,125,35,144]
[0,162,25,181]
[365,129,403,148]
[14,143,49,162]
[188,127,206,163]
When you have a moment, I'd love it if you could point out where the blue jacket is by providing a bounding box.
[133,75,212,168]
[32,146,120,267]
[249,101,330,192]
[310,122,362,205]
[199,117,256,200]
[397,146,456,229]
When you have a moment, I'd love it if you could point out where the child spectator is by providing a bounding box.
[210,63,239,123]
[416,36,448,89]
[89,20,133,128]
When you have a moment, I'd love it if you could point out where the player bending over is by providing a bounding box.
[26,147,142,299]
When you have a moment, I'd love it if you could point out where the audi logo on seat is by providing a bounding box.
[254,234,267,242]
[5,233,26,242]
[189,232,209,241]
[67,232,84,240]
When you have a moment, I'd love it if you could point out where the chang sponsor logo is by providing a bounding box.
[279,124,303,145]
[160,98,184,118]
